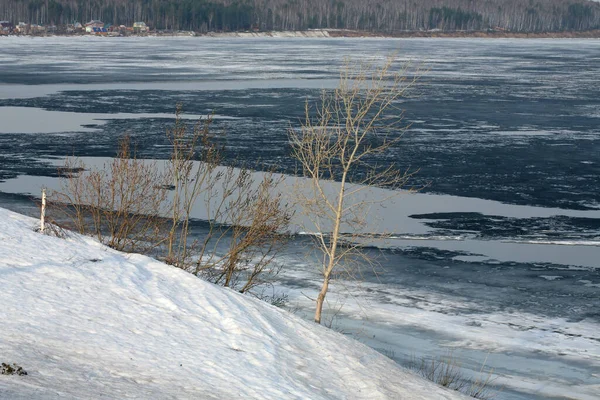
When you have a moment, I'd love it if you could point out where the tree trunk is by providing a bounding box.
[314,277,330,324]
[314,171,347,324]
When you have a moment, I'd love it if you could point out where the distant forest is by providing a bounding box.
[2,0,600,33]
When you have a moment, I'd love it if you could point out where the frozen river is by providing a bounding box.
[0,36,599,399]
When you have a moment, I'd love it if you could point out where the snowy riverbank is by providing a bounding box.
[0,207,466,399]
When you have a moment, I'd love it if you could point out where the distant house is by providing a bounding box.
[116,24,127,35]
[91,27,108,35]
[0,21,14,34]
[85,20,104,33]
[15,22,28,34]
[66,22,84,34]
[133,22,149,33]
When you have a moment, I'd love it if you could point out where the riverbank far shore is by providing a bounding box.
[2,28,600,39]
[205,28,600,39]
[326,28,600,39]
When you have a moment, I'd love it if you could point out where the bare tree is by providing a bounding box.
[289,58,417,324]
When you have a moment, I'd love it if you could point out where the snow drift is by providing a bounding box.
[0,207,465,399]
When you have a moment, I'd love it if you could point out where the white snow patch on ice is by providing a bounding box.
[539,275,563,281]
[2,156,600,269]
[0,107,237,134]
[578,280,600,288]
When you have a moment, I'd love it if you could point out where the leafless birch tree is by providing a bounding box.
[289,59,418,324]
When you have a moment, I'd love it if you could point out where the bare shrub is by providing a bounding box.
[165,106,220,268]
[407,353,499,399]
[49,135,171,253]
[254,286,289,307]
[49,107,291,297]
[409,353,467,390]
[164,106,292,293]
[465,356,500,400]
[34,219,69,239]
[1,363,27,376]
[193,168,292,294]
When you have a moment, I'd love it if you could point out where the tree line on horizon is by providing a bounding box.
[2,0,599,33]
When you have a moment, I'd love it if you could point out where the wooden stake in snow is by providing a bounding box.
[40,188,46,233]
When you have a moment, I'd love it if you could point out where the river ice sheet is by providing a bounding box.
[0,36,599,400]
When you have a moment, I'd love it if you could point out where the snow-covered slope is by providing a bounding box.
[0,207,466,400]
